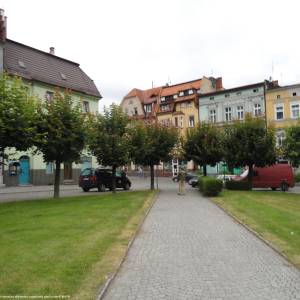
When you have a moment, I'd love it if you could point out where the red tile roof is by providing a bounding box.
[161,79,202,97]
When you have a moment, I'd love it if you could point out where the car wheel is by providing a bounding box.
[98,183,106,192]
[271,187,276,191]
[123,183,130,190]
[82,187,90,192]
[280,182,289,192]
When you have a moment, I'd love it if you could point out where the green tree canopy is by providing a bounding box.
[87,104,130,193]
[0,74,37,154]
[34,90,86,198]
[182,122,223,176]
[223,115,276,184]
[129,121,178,190]
[284,122,300,167]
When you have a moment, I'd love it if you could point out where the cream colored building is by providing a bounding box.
[266,83,300,146]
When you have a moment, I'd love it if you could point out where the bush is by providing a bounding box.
[225,180,252,190]
[295,173,300,183]
[200,176,223,197]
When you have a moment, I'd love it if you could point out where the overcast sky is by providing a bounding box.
[1,0,300,111]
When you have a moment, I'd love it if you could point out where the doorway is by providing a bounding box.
[19,156,30,185]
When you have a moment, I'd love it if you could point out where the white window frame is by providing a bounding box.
[276,130,285,147]
[144,104,152,113]
[237,105,244,120]
[254,103,262,117]
[161,97,166,102]
[275,104,284,120]
[179,91,184,97]
[225,107,232,122]
[187,101,192,108]
[209,109,216,123]
[83,101,90,113]
[188,115,195,127]
[179,116,184,128]
[290,102,300,119]
[188,89,193,95]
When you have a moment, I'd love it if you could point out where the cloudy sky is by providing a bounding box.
[1,0,300,111]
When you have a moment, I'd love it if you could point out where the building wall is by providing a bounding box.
[121,96,144,117]
[199,85,265,124]
[266,86,300,129]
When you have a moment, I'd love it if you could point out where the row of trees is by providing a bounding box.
[182,114,300,185]
[0,75,179,197]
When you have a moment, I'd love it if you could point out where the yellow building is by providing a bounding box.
[266,83,300,146]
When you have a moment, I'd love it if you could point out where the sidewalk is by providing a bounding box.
[0,184,80,194]
[103,182,300,299]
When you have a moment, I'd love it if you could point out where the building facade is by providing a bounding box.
[266,84,300,147]
[0,10,102,186]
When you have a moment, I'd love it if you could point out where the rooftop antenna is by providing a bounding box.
[168,76,171,85]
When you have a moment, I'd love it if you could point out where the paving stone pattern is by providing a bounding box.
[104,183,300,300]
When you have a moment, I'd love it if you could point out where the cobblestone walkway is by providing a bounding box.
[103,184,300,300]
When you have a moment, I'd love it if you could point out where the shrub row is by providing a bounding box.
[198,176,223,197]
[295,173,300,183]
[225,180,252,190]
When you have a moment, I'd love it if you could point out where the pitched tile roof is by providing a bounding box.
[124,87,162,104]
[4,39,101,98]
[161,79,202,97]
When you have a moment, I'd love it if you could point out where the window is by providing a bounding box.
[291,103,299,118]
[45,91,54,102]
[225,93,230,98]
[188,89,193,95]
[237,105,244,120]
[134,107,138,115]
[18,60,26,68]
[209,96,214,100]
[179,116,184,128]
[83,101,90,113]
[60,73,67,80]
[174,117,178,127]
[180,103,186,108]
[276,131,285,147]
[277,95,281,99]
[225,107,232,121]
[275,104,284,120]
[254,103,262,116]
[161,104,170,111]
[293,92,297,97]
[188,115,195,127]
[173,95,178,99]
[209,109,216,123]
[187,101,192,108]
[253,88,259,93]
[144,104,152,113]
[179,91,184,97]
[45,162,53,175]
[161,97,166,102]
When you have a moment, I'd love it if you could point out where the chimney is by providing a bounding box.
[49,47,55,55]
[0,9,7,43]
[216,77,223,90]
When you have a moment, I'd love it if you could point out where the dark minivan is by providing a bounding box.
[79,168,131,192]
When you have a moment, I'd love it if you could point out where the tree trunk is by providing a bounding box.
[54,160,61,198]
[203,165,207,176]
[0,148,4,187]
[112,165,116,194]
[247,164,253,189]
[150,164,154,190]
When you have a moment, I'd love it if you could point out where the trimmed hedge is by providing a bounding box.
[295,173,300,183]
[225,180,252,190]
[199,176,223,197]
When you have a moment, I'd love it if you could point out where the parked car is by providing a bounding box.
[79,168,131,192]
[216,174,237,183]
[172,172,197,182]
[234,164,295,191]
[189,177,199,188]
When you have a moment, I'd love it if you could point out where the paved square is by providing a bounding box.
[103,182,300,300]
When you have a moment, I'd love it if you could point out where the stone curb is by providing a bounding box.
[210,198,299,270]
[96,190,159,300]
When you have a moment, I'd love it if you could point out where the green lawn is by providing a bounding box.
[213,190,300,268]
[0,191,157,299]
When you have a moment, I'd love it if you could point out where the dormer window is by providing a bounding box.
[161,97,166,102]
[179,91,184,96]
[197,89,201,94]
[188,89,193,95]
[173,95,178,99]
[18,60,26,68]
[60,73,67,80]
